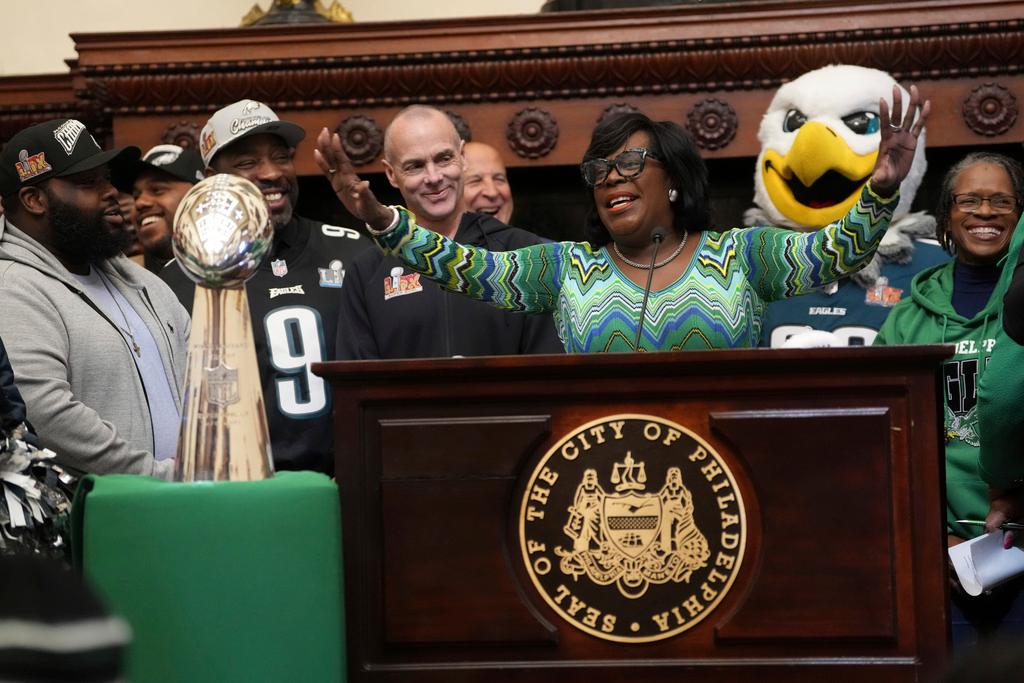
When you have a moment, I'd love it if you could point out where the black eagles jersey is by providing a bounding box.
[161,214,372,474]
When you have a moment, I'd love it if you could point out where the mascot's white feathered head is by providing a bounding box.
[753,64,927,230]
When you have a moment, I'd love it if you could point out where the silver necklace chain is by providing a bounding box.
[96,270,142,358]
[613,231,688,270]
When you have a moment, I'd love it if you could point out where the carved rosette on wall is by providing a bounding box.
[161,121,201,150]
[506,107,559,159]
[445,110,471,141]
[962,83,1019,137]
[597,102,641,126]
[335,114,383,166]
[686,98,738,151]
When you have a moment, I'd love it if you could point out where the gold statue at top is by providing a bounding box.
[241,0,354,27]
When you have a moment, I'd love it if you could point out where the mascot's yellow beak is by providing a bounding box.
[762,121,878,227]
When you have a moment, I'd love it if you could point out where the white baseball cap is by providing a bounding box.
[199,100,306,166]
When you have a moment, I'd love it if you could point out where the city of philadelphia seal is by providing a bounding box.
[518,414,746,643]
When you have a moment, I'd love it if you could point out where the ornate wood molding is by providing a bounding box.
[0,74,83,143]
[161,121,201,150]
[69,11,1024,115]
[335,114,383,166]
[506,107,559,159]
[445,110,472,142]
[962,83,1019,137]
[686,98,738,150]
[3,1,1022,161]
[597,103,641,126]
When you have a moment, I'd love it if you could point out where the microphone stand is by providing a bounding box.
[633,230,664,352]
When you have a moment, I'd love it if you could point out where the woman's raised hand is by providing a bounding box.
[870,84,931,197]
[314,127,395,231]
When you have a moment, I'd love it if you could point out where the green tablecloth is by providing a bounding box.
[71,471,345,682]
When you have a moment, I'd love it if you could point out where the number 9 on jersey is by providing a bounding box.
[264,306,329,418]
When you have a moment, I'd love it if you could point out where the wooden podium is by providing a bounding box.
[317,346,951,683]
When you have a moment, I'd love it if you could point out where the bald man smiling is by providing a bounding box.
[335,106,562,359]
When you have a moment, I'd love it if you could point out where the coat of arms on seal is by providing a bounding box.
[560,452,710,599]
[519,414,746,643]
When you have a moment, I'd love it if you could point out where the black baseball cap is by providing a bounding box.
[0,119,140,197]
[113,144,205,192]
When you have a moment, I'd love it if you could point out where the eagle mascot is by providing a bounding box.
[748,64,948,347]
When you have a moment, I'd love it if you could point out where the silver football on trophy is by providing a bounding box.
[172,174,272,287]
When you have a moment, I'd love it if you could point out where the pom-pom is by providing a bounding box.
[0,423,76,562]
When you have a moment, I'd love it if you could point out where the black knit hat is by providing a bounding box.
[0,119,140,197]
[0,555,129,681]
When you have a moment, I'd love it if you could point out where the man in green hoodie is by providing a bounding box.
[875,151,1024,647]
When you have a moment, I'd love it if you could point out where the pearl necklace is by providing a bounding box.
[613,231,688,270]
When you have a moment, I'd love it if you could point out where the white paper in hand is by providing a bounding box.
[949,531,1024,596]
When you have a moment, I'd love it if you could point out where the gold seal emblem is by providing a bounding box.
[519,414,746,643]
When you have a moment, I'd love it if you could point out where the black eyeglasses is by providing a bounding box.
[580,148,661,187]
[953,193,1019,215]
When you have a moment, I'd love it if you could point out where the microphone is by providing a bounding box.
[633,228,665,352]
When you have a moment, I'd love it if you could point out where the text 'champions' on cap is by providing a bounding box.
[199,101,305,166]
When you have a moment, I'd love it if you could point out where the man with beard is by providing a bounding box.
[161,100,371,475]
[116,144,204,273]
[0,119,189,478]
[331,106,562,359]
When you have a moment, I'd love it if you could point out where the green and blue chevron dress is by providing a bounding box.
[373,185,896,352]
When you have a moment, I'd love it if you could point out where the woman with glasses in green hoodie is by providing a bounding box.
[875,151,1024,647]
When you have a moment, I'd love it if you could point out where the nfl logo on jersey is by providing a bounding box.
[271,259,288,277]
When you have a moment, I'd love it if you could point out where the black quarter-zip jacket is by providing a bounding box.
[337,211,564,359]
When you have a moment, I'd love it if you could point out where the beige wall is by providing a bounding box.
[0,0,546,76]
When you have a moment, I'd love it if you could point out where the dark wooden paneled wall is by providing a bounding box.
[1,0,1022,234]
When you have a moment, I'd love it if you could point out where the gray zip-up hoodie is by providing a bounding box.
[0,218,189,479]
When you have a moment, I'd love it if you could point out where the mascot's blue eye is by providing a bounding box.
[783,109,807,133]
[842,111,880,135]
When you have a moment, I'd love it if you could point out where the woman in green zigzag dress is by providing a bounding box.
[314,87,929,353]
